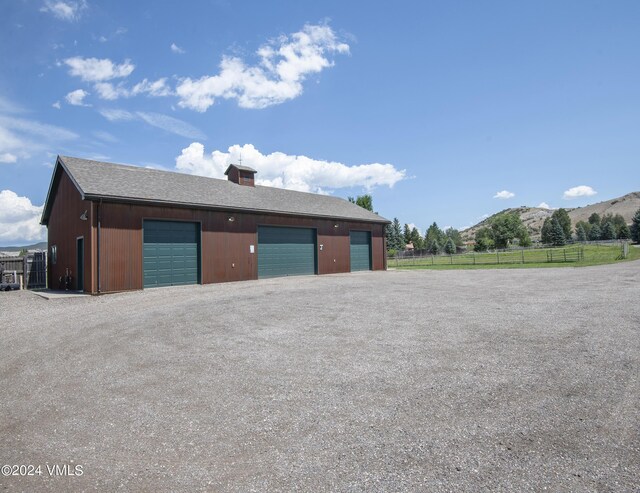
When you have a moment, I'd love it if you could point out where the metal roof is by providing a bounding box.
[41,156,389,225]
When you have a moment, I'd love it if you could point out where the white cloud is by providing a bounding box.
[98,108,135,121]
[98,108,205,139]
[64,57,135,82]
[0,115,77,162]
[132,78,172,97]
[563,185,597,199]
[176,23,349,111]
[65,88,90,106]
[40,0,87,21]
[93,82,130,100]
[493,190,515,199]
[171,43,185,54]
[175,143,405,193]
[0,153,18,163]
[136,112,205,139]
[52,101,61,109]
[0,190,46,244]
[537,202,551,209]
[407,223,421,234]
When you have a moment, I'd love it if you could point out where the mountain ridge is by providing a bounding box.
[462,192,640,241]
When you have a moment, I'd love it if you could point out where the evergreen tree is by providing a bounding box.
[618,223,631,240]
[444,227,463,247]
[388,218,405,251]
[444,238,456,254]
[632,208,640,243]
[610,214,627,237]
[403,224,412,245]
[575,223,587,242]
[575,220,591,239]
[551,208,572,241]
[588,223,602,241]
[385,224,394,252]
[424,222,444,250]
[601,221,616,240]
[541,218,553,244]
[410,227,424,250]
[550,218,566,246]
[428,240,440,255]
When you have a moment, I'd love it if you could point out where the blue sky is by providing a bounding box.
[1,0,639,245]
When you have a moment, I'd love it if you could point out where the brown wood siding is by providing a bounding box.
[47,169,93,291]
[94,202,386,292]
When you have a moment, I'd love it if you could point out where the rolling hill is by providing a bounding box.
[462,192,640,241]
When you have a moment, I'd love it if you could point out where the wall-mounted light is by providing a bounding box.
[334,223,339,228]
[228,216,235,222]
[80,210,88,221]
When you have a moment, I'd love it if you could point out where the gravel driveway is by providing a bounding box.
[1,262,639,492]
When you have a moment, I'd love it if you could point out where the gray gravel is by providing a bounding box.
[1,262,639,492]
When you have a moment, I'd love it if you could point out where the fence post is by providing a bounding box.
[450,254,453,265]
[564,249,567,262]
[497,251,500,264]
[431,255,434,265]
[521,249,524,264]
[473,253,476,265]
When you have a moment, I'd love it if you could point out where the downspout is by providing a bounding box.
[97,199,102,293]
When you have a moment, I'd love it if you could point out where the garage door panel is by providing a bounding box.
[143,220,200,288]
[350,231,371,271]
[258,226,316,278]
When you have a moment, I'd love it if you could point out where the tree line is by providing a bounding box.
[385,219,462,256]
[541,210,637,246]
[348,194,640,253]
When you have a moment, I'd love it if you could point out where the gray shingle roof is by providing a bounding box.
[44,156,389,224]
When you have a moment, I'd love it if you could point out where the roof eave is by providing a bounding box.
[82,193,390,224]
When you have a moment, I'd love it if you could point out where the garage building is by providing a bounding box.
[41,156,390,293]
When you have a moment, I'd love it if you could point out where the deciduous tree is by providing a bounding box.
[348,194,373,211]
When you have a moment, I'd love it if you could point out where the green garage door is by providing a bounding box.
[350,231,372,271]
[258,226,316,278]
[143,220,200,288]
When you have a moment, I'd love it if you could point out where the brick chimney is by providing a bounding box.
[224,164,257,187]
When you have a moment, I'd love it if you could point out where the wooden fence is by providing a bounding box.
[389,246,586,268]
[0,252,47,289]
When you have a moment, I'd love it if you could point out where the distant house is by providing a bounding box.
[405,242,415,251]
[40,156,390,293]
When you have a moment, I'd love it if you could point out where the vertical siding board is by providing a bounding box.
[57,197,386,293]
[47,169,93,292]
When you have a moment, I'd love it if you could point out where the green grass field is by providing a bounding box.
[389,244,640,270]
